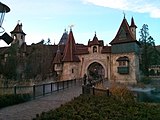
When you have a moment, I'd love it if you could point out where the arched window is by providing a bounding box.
[116,56,129,74]
[93,46,97,53]
[21,35,23,39]
[13,34,17,39]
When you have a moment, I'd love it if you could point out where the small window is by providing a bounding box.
[14,34,17,39]
[21,35,23,39]
[72,69,74,73]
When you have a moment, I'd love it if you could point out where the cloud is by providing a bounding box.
[83,0,160,18]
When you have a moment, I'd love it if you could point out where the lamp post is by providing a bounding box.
[0,2,13,45]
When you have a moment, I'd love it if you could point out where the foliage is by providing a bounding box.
[109,84,135,102]
[140,76,152,84]
[34,94,160,120]
[2,44,18,80]
[139,24,160,76]
[0,93,31,108]
[24,45,50,80]
[0,55,3,75]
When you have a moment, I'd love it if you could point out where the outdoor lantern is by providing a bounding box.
[0,2,10,32]
[0,2,13,45]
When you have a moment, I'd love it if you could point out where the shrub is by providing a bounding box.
[0,93,31,108]
[140,76,152,84]
[109,84,135,103]
[34,94,160,120]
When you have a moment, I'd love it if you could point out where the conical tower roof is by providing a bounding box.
[10,23,26,35]
[53,46,62,64]
[62,29,80,62]
[110,17,137,45]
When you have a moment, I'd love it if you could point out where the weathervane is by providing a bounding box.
[68,24,74,31]
[17,20,20,24]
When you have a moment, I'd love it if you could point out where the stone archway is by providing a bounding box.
[87,62,105,80]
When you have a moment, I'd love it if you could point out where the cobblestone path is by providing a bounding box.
[0,81,82,120]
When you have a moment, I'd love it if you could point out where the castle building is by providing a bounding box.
[53,17,140,84]
[0,17,140,84]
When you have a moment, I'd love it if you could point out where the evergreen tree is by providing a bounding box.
[139,24,160,76]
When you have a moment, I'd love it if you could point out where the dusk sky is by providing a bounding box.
[0,0,159,47]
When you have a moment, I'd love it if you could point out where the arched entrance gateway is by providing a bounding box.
[87,62,105,80]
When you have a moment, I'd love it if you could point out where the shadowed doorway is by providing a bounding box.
[87,62,105,80]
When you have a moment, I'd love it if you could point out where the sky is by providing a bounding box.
[0,0,159,47]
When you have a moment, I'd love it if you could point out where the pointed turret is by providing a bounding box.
[53,46,62,64]
[58,29,68,45]
[62,29,80,62]
[88,32,100,46]
[130,17,137,28]
[53,45,63,75]
[92,32,100,45]
[130,17,137,40]
[110,17,137,45]
[10,22,26,46]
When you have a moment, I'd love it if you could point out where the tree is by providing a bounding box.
[139,24,160,76]
[2,44,18,80]
[0,55,3,75]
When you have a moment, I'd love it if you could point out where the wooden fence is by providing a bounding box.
[82,79,110,96]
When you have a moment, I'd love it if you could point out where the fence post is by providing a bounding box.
[33,84,35,99]
[14,85,17,95]
[57,82,59,91]
[43,84,45,96]
[92,86,95,95]
[62,81,64,89]
[74,79,76,85]
[82,85,84,94]
[106,88,109,96]
[71,79,73,86]
[67,80,69,88]
[51,82,53,93]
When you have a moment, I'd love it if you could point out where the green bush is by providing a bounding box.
[140,76,152,84]
[34,95,160,120]
[0,93,31,108]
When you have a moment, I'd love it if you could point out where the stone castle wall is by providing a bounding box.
[110,52,139,84]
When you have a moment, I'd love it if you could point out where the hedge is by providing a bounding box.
[34,94,160,120]
[0,93,31,108]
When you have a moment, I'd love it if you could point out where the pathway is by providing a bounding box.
[0,81,82,120]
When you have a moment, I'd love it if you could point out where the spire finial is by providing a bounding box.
[123,11,126,19]
[17,20,20,24]
[95,31,96,36]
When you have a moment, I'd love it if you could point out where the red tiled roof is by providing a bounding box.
[62,30,80,62]
[10,23,26,35]
[53,47,62,64]
[101,46,111,53]
[110,18,137,45]
[76,44,89,55]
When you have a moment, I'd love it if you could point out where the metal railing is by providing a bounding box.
[0,79,79,99]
